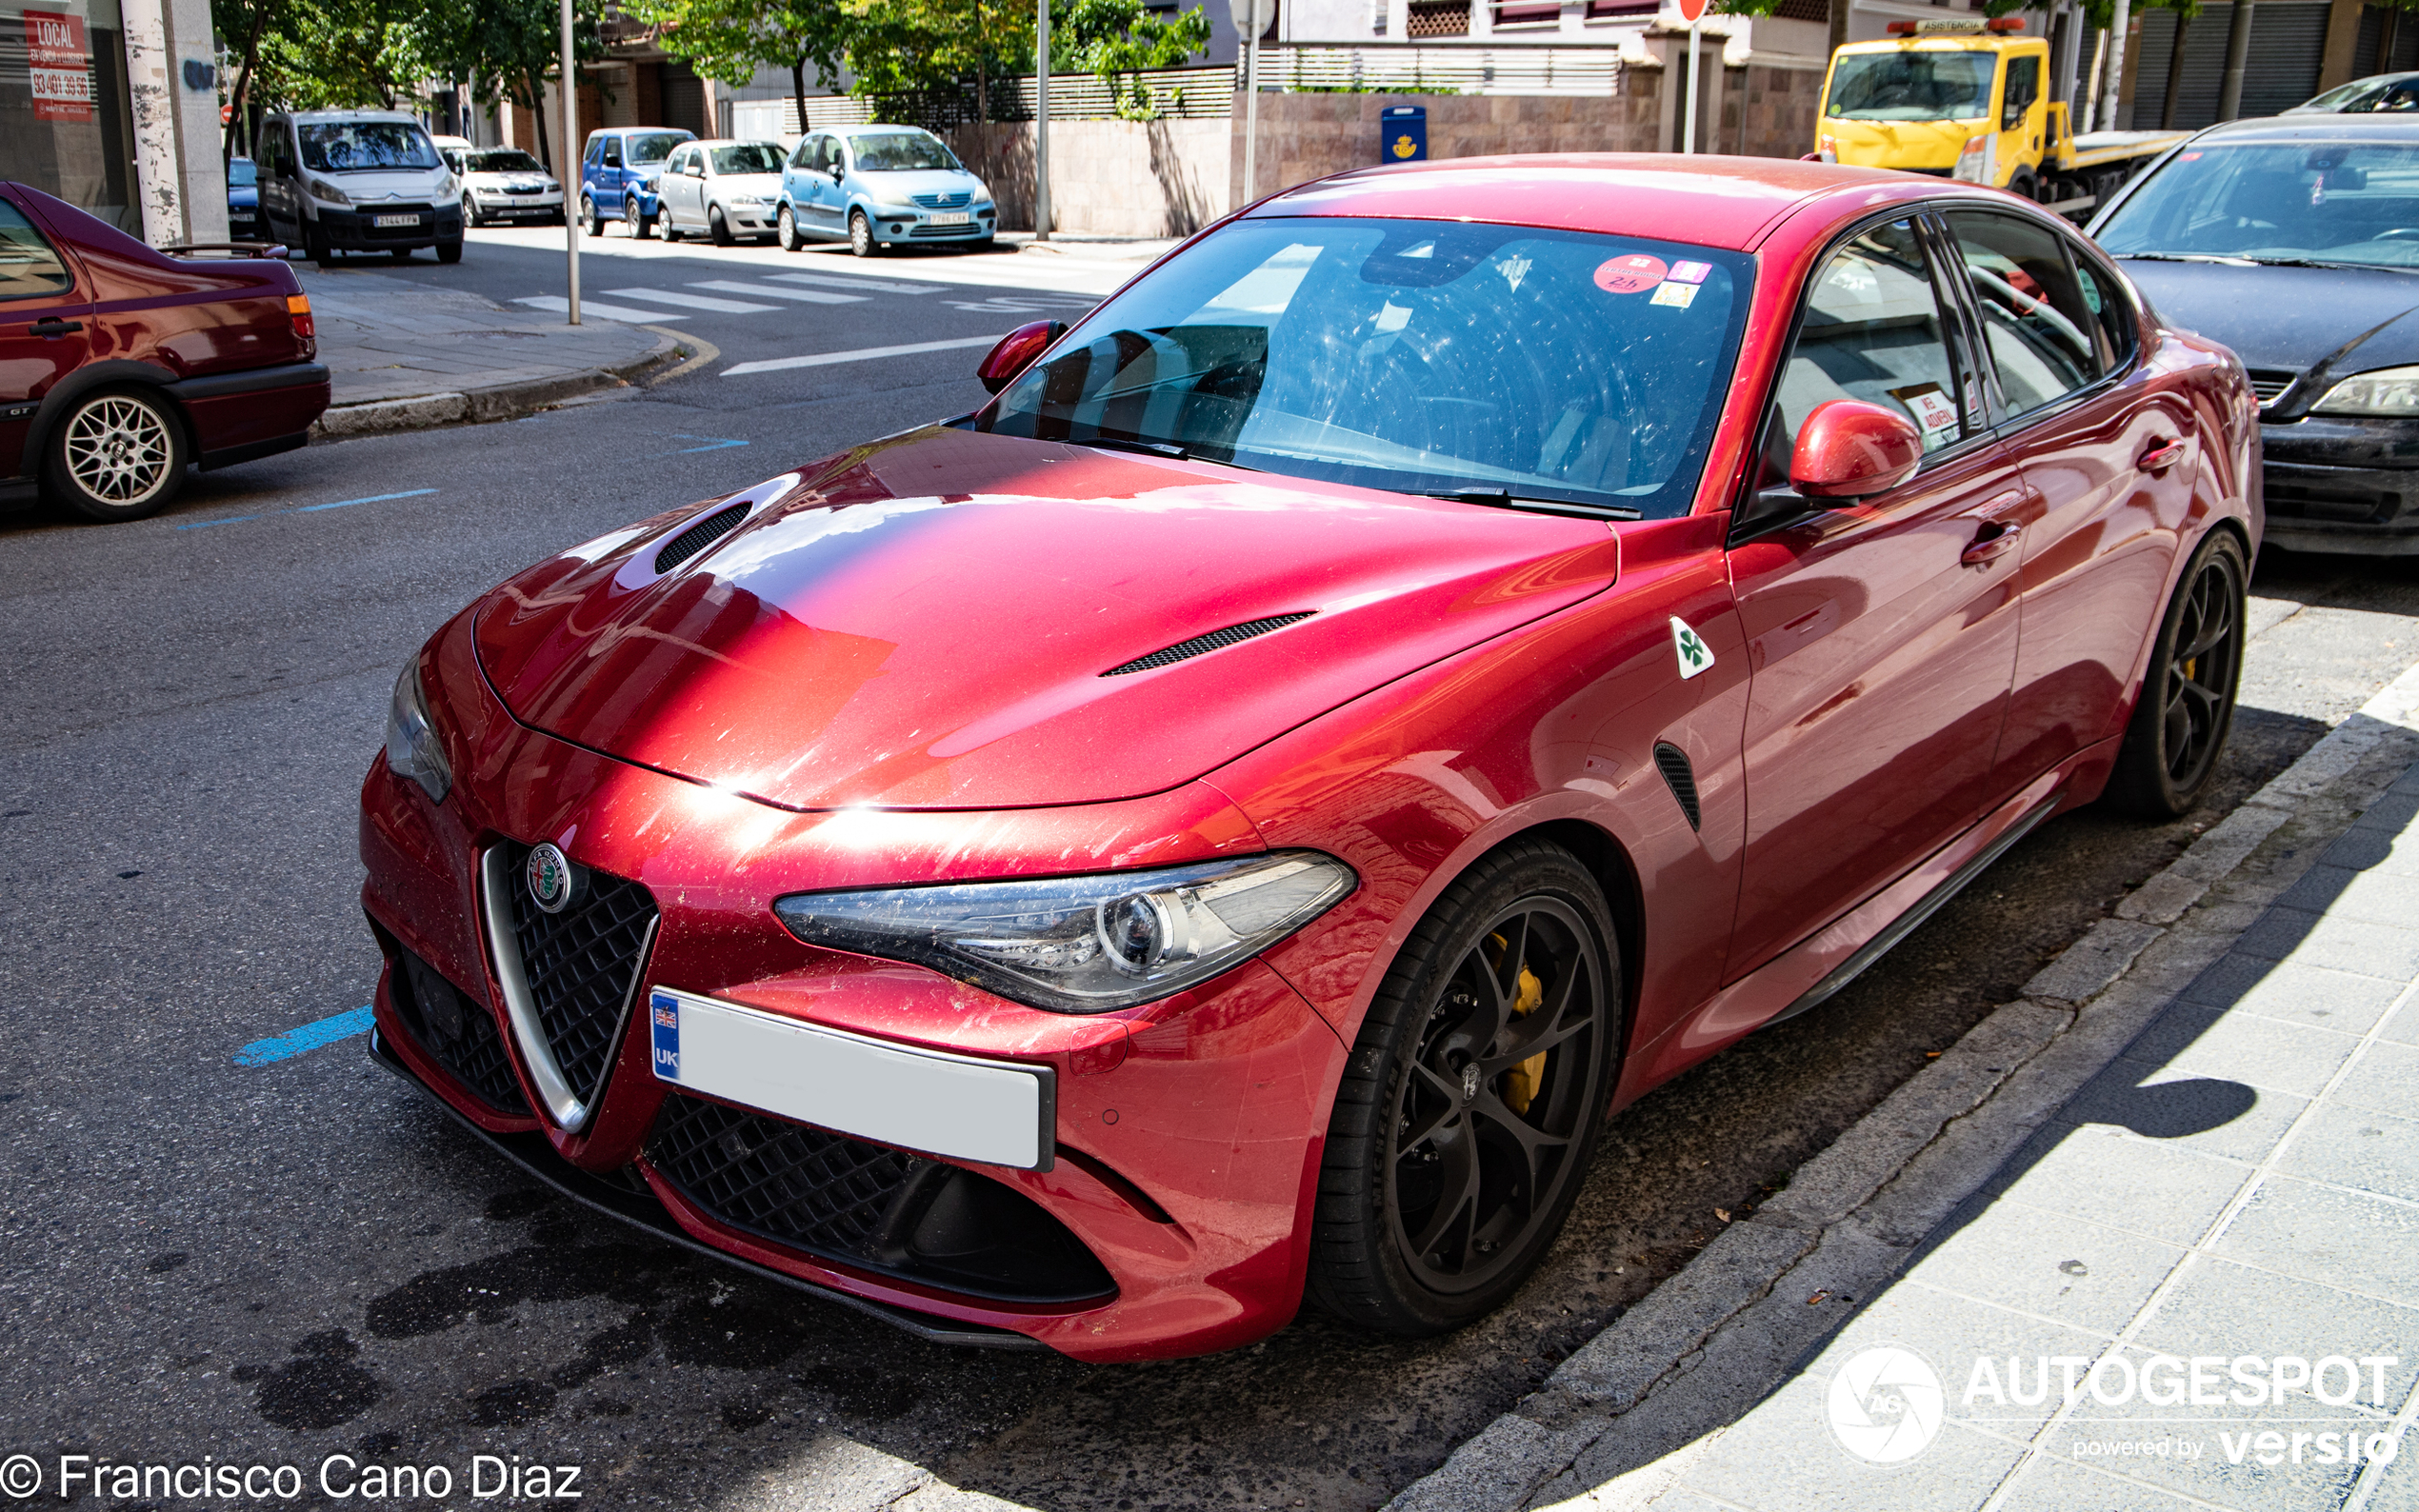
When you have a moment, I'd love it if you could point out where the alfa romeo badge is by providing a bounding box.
[525,842,578,914]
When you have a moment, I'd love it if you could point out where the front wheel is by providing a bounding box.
[625,195,650,239]
[462,193,482,229]
[848,208,879,257]
[43,387,190,523]
[435,238,462,265]
[2105,529,2248,818]
[777,204,804,251]
[708,204,735,247]
[1309,839,1621,1336]
[660,204,681,242]
[583,195,604,237]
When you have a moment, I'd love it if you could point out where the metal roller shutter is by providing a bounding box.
[2129,0,2330,129]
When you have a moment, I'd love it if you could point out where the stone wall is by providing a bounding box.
[1231,87,1667,206]
[1722,62,1824,161]
[946,117,1231,238]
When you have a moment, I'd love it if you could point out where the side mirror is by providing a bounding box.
[976,320,1067,394]
[1789,399,1924,499]
[830,163,846,183]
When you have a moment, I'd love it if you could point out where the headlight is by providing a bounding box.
[384,659,451,803]
[437,171,456,197]
[309,178,351,207]
[730,193,769,206]
[2312,365,2419,416]
[773,851,1357,1013]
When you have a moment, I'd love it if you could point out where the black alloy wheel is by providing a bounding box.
[2108,530,2248,817]
[1309,839,1621,1335]
[625,194,650,239]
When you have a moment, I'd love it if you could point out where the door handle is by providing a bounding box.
[2138,437,2188,472]
[30,317,83,337]
[1961,520,2023,566]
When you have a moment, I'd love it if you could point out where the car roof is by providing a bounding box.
[1248,154,1952,253]
[2192,114,2419,142]
[841,124,935,135]
[281,109,421,122]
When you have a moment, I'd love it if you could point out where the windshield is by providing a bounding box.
[710,143,787,174]
[2096,139,2419,269]
[298,122,438,172]
[467,149,545,173]
[228,158,256,186]
[978,218,1749,519]
[848,132,959,171]
[1826,51,1997,121]
[628,132,688,166]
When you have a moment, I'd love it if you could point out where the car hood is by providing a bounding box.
[714,172,783,194]
[467,172,555,189]
[473,428,1623,811]
[2119,257,2419,372]
[856,168,984,199]
[322,170,446,200]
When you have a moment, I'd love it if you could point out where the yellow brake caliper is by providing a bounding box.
[1486,932,1549,1115]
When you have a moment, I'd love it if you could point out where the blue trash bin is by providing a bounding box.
[1380,105,1427,165]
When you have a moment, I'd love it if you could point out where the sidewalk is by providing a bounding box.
[298,268,681,437]
[1399,670,2419,1512]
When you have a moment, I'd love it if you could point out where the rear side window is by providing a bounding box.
[0,201,73,302]
[1947,211,2106,418]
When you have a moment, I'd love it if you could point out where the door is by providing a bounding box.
[0,194,90,479]
[1997,52,2043,184]
[1725,216,2029,977]
[667,147,700,225]
[1941,209,2201,789]
[257,122,300,242]
[598,134,626,209]
[803,136,840,231]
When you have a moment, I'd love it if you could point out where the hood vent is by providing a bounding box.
[1653,742,1701,832]
[1103,612,1313,676]
[654,501,750,575]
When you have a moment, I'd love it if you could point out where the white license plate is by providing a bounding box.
[649,987,1053,1169]
[374,213,420,228]
[928,211,970,226]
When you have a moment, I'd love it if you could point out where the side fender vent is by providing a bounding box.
[653,501,750,575]
[1103,611,1313,676]
[1654,742,1702,831]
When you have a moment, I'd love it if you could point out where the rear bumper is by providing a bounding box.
[170,361,331,456]
[2256,414,2419,553]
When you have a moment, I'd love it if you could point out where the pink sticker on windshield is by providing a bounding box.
[1668,260,1711,284]
[1594,254,1669,295]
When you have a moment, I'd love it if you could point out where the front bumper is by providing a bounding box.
[356,609,1346,1362]
[870,208,998,244]
[312,203,463,249]
[472,191,563,219]
[2256,413,2419,553]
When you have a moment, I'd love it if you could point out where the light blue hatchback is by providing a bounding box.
[776,125,998,256]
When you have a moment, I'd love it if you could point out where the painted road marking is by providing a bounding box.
[603,287,780,314]
[655,435,749,455]
[687,279,867,306]
[723,334,1007,377]
[768,270,944,296]
[177,488,437,530]
[513,295,677,324]
[233,1005,374,1066]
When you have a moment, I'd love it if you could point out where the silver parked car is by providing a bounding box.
[654,140,787,247]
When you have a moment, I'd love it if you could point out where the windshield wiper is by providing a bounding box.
[1074,435,1190,462]
[1419,487,1642,521]
[2115,252,2259,266]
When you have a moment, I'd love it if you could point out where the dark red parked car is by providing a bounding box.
[1,182,330,523]
[361,156,2259,1360]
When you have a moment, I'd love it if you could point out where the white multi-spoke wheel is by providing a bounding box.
[46,388,189,522]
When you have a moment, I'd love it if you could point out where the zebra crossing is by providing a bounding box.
[512,272,1096,328]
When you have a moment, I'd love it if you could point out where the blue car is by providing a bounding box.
[579,127,695,239]
[227,155,263,241]
[776,125,998,256]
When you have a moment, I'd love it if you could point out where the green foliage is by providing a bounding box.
[1056,0,1211,118]
[624,0,849,132]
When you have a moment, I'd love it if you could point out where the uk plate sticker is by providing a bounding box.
[1594,254,1668,295]
[1650,281,1699,309]
[1671,617,1714,680]
[1668,260,1711,284]
[650,992,680,1081]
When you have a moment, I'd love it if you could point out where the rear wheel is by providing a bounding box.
[2106,529,2248,818]
[1309,839,1621,1336]
[43,387,190,523]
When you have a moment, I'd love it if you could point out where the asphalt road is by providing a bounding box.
[5,248,2419,1511]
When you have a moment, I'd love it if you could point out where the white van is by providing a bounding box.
[255,109,463,266]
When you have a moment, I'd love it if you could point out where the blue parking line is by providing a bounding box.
[176,488,436,530]
[231,1005,374,1066]
[662,436,748,455]
[177,514,262,530]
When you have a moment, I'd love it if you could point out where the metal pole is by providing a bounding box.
[560,0,579,324]
[2217,0,2254,121]
[1243,0,1261,202]
[1683,19,1700,154]
[2099,0,2130,134]
[1036,0,1051,239]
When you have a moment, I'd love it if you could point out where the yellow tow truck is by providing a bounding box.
[1815,18,2188,215]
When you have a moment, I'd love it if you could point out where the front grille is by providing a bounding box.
[648,1091,1116,1303]
[504,185,548,195]
[1104,612,1314,675]
[493,845,659,1110]
[1654,742,1702,831]
[2248,368,2297,406]
[909,223,979,237]
[389,946,530,1115]
[653,500,750,573]
[912,191,972,209]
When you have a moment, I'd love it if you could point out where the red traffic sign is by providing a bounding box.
[1677,0,1708,20]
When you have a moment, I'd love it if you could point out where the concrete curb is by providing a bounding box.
[1388,660,2419,1512]
[310,328,685,439]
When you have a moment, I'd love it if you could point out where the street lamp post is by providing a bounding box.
[1035,0,1052,240]
[561,0,579,324]
[1229,0,1260,202]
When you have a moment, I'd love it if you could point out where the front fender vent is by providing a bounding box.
[653,501,750,574]
[1654,742,1701,832]
[1103,612,1313,676]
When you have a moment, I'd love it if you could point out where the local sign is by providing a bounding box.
[26,10,95,124]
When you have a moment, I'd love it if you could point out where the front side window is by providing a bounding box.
[1948,212,2104,417]
[602,137,624,168]
[628,132,688,167]
[299,122,438,172]
[980,216,1751,519]
[2002,56,2039,129]
[710,143,787,175]
[0,200,73,302]
[848,132,959,171]
[1826,50,1998,121]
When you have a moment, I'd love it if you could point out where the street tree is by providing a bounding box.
[621,0,850,135]
[1056,0,1210,119]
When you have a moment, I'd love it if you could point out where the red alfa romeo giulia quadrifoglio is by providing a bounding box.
[360,156,2259,1362]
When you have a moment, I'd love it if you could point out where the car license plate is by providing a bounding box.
[648,987,1054,1169]
[374,213,420,228]
[929,211,970,226]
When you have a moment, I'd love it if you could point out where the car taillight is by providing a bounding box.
[286,292,315,341]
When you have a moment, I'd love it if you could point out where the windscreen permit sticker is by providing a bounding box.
[1668,260,1712,285]
[1594,254,1668,294]
[1650,281,1699,309]
[1889,383,1962,444]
